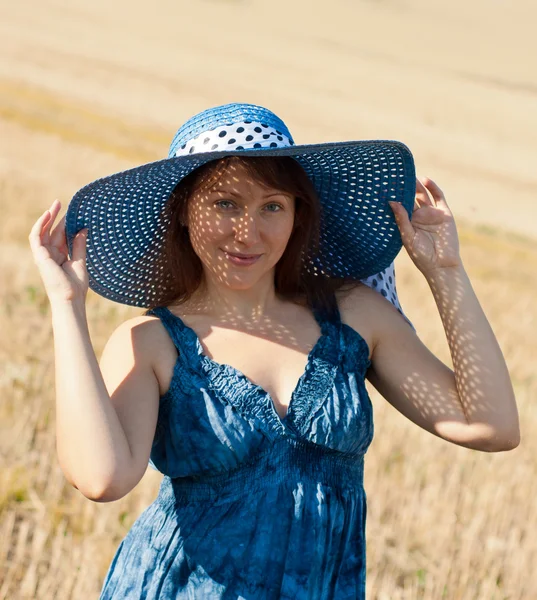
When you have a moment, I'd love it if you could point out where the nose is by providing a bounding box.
[232,212,261,247]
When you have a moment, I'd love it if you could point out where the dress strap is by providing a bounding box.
[146,306,190,355]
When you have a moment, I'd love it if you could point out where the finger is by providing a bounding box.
[42,200,61,245]
[421,178,448,207]
[50,213,67,253]
[71,228,88,263]
[29,210,53,255]
[415,178,435,207]
[389,201,415,247]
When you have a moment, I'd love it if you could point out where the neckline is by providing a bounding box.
[160,305,338,426]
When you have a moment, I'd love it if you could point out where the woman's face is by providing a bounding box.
[185,160,296,290]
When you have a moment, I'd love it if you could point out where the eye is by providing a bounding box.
[214,200,284,212]
[264,203,283,212]
[214,200,236,210]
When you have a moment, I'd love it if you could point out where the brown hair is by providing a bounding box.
[146,155,362,318]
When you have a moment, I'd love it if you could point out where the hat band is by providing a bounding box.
[172,121,294,157]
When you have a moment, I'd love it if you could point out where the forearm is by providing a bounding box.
[51,301,132,499]
[425,264,520,445]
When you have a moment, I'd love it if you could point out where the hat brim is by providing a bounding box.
[66,140,415,307]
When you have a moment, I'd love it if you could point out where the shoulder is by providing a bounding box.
[102,314,177,370]
[336,281,405,317]
[101,313,179,397]
[336,282,414,356]
[105,314,169,348]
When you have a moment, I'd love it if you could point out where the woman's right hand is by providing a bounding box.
[29,200,89,306]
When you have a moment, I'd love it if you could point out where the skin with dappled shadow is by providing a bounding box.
[159,159,334,421]
[146,158,520,448]
[27,151,521,597]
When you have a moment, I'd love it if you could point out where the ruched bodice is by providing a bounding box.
[99,302,375,599]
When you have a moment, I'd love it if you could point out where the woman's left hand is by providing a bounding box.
[389,177,463,279]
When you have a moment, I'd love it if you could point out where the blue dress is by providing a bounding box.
[99,301,374,599]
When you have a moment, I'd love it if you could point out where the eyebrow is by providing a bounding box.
[210,189,291,200]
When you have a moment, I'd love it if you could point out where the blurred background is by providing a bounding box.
[1,0,536,598]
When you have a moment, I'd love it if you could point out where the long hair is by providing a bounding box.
[146,155,362,318]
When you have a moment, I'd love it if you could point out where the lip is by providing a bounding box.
[222,250,263,266]
[224,251,263,258]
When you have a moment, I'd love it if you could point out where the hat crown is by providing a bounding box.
[168,103,294,158]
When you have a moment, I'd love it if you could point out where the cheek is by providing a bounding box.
[188,212,230,257]
[274,215,295,248]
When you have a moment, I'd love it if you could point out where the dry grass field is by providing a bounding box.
[1,0,536,598]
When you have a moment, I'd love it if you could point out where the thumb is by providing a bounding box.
[388,201,414,248]
[71,228,88,263]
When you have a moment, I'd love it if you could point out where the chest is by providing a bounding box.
[192,323,323,420]
[155,301,375,422]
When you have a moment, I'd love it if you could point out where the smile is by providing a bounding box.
[222,250,263,266]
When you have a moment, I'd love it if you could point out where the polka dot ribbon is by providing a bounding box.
[361,262,414,330]
[174,121,294,156]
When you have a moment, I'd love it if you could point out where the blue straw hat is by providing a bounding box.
[66,102,416,308]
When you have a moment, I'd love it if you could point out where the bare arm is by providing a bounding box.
[30,200,160,502]
[363,272,519,452]
[364,177,520,452]
[52,304,160,501]
[52,302,130,499]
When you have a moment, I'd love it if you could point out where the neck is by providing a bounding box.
[183,274,285,323]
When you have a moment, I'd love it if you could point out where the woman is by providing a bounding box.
[29,103,520,599]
